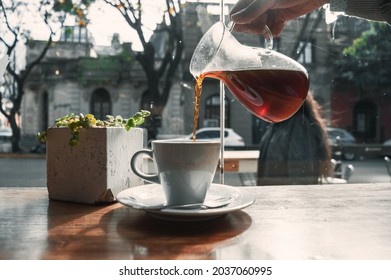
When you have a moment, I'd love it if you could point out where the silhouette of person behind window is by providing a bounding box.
[257,93,333,185]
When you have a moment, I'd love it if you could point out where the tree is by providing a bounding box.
[336,22,391,90]
[290,11,324,60]
[102,0,184,139]
[0,0,89,152]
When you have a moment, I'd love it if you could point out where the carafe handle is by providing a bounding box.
[228,22,273,52]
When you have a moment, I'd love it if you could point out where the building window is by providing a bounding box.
[205,94,230,127]
[353,100,377,141]
[297,40,314,64]
[90,89,111,120]
[60,26,89,43]
[274,37,281,52]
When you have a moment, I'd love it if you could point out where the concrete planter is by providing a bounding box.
[46,127,144,204]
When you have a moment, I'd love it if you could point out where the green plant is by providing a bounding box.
[37,110,150,146]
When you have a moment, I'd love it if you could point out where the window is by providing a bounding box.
[297,40,314,64]
[90,89,111,120]
[60,26,89,43]
[353,100,377,141]
[9,2,391,186]
[205,94,230,127]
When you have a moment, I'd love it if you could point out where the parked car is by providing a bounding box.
[326,127,356,160]
[181,127,245,147]
[382,139,391,157]
[0,128,12,153]
[30,143,47,154]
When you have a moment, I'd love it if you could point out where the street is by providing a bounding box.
[0,155,46,187]
[348,158,390,183]
[0,155,389,187]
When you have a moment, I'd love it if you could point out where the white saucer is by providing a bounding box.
[116,183,255,222]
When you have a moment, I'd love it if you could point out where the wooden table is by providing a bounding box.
[1,184,391,260]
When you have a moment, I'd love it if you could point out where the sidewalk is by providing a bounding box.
[0,152,45,159]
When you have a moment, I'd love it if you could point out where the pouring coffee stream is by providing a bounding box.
[190,21,309,140]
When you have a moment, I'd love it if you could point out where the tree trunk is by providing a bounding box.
[140,84,164,141]
[8,111,21,153]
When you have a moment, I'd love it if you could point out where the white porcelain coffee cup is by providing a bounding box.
[130,140,220,206]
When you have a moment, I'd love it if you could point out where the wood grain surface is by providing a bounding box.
[1,184,390,260]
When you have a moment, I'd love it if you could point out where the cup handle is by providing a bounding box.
[130,149,160,184]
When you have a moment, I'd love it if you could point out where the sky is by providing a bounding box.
[1,0,237,53]
[87,1,165,48]
[77,0,237,49]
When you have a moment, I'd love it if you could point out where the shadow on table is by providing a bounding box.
[114,209,253,259]
[44,200,252,260]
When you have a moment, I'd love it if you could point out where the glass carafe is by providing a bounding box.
[190,21,309,123]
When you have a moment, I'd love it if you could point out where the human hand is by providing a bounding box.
[230,0,329,36]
